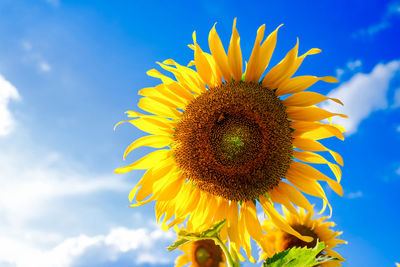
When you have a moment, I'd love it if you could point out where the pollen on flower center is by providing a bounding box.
[211,115,263,165]
[173,81,293,202]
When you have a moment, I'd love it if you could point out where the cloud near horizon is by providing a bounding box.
[0,226,175,267]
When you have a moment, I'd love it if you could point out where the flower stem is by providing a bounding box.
[213,236,239,267]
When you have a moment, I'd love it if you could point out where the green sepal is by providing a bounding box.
[167,238,190,251]
[168,220,227,252]
[263,241,340,267]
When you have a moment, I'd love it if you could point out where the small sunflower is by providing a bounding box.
[115,19,346,261]
[175,239,226,267]
[261,208,347,266]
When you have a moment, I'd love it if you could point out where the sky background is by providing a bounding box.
[0,0,399,266]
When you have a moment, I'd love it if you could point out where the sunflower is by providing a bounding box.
[260,207,346,266]
[175,239,226,267]
[115,19,346,261]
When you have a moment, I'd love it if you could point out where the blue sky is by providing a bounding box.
[0,0,399,266]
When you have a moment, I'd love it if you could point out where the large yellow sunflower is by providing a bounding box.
[115,19,346,261]
[175,239,226,267]
[260,208,347,266]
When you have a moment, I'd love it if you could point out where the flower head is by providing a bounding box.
[261,208,346,266]
[115,19,346,261]
[175,239,225,267]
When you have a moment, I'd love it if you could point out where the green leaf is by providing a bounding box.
[178,220,227,239]
[167,220,226,251]
[167,238,189,251]
[263,241,340,267]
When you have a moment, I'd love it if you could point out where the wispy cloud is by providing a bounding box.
[322,60,400,135]
[336,59,362,80]
[44,0,60,8]
[354,1,400,37]
[20,40,52,73]
[0,75,20,136]
[38,61,52,72]
[346,191,363,199]
[396,166,400,175]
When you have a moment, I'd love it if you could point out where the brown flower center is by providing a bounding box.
[283,225,319,250]
[174,81,292,202]
[192,240,223,267]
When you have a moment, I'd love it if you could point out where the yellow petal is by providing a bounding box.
[157,61,205,95]
[134,161,176,201]
[242,201,265,247]
[165,82,196,102]
[254,24,282,81]
[289,161,343,196]
[262,39,298,89]
[175,254,190,267]
[291,121,345,141]
[286,106,348,121]
[123,135,172,160]
[128,116,174,136]
[154,173,184,202]
[293,151,342,182]
[293,137,343,166]
[138,84,190,108]
[192,32,217,88]
[275,181,314,214]
[114,149,171,173]
[146,68,175,84]
[226,202,241,255]
[269,189,298,214]
[138,97,182,119]
[285,169,331,215]
[289,48,322,78]
[259,196,313,242]
[228,18,243,81]
[209,23,233,82]
[238,205,256,263]
[276,75,337,96]
[162,59,206,94]
[244,24,265,82]
[283,91,343,107]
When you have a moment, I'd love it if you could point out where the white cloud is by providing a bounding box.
[0,75,20,136]
[39,61,52,72]
[354,1,400,37]
[0,147,129,225]
[0,226,174,267]
[322,60,400,135]
[396,166,400,175]
[346,191,363,199]
[396,125,400,132]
